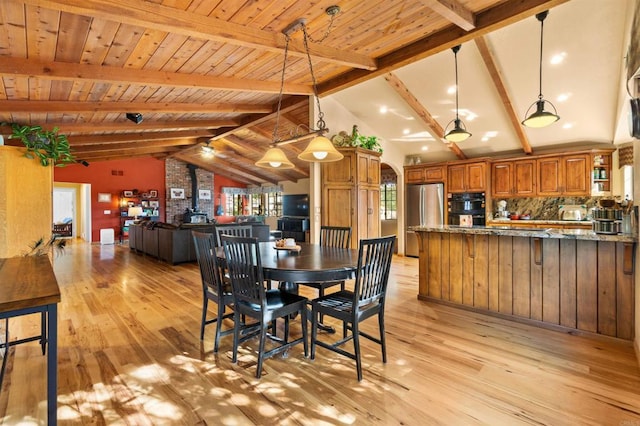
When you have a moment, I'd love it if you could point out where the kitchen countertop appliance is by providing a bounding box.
[406,183,444,257]
[592,206,622,234]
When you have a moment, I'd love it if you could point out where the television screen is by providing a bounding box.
[282,194,309,217]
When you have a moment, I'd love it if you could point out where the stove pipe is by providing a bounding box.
[187,164,198,211]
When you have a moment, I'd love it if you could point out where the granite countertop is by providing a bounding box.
[410,225,637,242]
[487,219,591,226]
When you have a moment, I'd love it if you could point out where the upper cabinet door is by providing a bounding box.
[323,151,355,185]
[491,162,513,197]
[466,162,486,192]
[513,160,536,196]
[447,164,466,192]
[564,154,590,195]
[537,157,563,195]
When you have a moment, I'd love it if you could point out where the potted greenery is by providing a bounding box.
[331,125,383,154]
[2,123,75,166]
[24,235,67,257]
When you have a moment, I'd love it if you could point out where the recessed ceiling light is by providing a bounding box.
[403,128,410,135]
[562,123,573,129]
[458,109,477,121]
[556,93,571,102]
[481,137,489,142]
[447,85,456,95]
[484,131,498,138]
[379,105,388,114]
[421,146,429,151]
[550,52,566,65]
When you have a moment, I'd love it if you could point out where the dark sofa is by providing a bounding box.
[129,222,271,264]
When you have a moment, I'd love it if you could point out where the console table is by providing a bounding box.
[0,256,60,425]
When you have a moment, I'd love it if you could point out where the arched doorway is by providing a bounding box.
[380,163,399,253]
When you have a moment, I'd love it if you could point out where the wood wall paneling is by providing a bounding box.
[559,240,577,329]
[576,240,598,333]
[616,242,634,340]
[488,235,501,312]
[512,237,531,318]
[497,235,513,314]
[417,231,634,340]
[474,234,489,310]
[449,233,463,304]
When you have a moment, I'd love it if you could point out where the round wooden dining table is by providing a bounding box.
[216,241,358,286]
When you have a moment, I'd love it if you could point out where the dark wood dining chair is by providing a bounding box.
[221,235,308,378]
[310,235,396,381]
[192,231,235,352]
[214,224,252,247]
[298,226,352,326]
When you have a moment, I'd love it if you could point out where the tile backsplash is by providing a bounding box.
[491,197,601,220]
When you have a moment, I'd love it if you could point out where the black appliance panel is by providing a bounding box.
[447,192,486,225]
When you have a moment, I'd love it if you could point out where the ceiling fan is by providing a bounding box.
[200,140,232,159]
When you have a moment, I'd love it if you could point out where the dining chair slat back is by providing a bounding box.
[191,231,234,352]
[221,235,309,378]
[319,226,352,249]
[215,224,253,247]
[310,235,396,381]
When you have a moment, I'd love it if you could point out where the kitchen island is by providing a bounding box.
[412,225,636,340]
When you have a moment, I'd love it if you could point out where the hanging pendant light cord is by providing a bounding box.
[302,24,326,131]
[537,12,546,100]
[453,45,461,121]
[272,35,290,143]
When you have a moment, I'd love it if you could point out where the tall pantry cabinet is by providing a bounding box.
[321,147,381,249]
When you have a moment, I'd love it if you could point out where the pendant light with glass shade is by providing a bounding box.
[255,7,343,169]
[255,33,296,170]
[522,11,560,128]
[296,22,343,162]
[443,45,472,143]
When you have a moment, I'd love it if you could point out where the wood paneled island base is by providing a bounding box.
[414,226,636,340]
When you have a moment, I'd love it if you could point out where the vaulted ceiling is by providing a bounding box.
[0,0,607,185]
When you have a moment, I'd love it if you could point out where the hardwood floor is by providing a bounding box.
[1,240,639,425]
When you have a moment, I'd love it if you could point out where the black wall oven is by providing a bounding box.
[447,192,486,225]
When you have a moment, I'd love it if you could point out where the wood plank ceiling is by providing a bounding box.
[0,0,566,184]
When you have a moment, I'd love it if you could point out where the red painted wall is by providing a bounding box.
[54,158,166,242]
[214,175,247,224]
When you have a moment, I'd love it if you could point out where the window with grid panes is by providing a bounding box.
[250,193,262,215]
[267,192,282,217]
[380,183,397,220]
[225,194,243,216]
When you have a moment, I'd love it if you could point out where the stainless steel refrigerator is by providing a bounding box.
[405,183,444,257]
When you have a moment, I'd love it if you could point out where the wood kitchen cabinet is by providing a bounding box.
[491,159,536,197]
[536,154,589,196]
[405,164,445,184]
[447,161,487,193]
[591,150,613,195]
[322,147,381,249]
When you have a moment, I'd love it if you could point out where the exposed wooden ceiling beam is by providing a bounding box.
[69,130,212,146]
[71,139,195,153]
[0,57,312,95]
[422,0,476,31]
[77,146,182,160]
[0,100,270,114]
[21,0,376,71]
[173,152,273,185]
[474,36,533,154]
[384,73,467,160]
[0,120,238,135]
[212,96,308,140]
[72,152,170,163]
[318,0,569,96]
